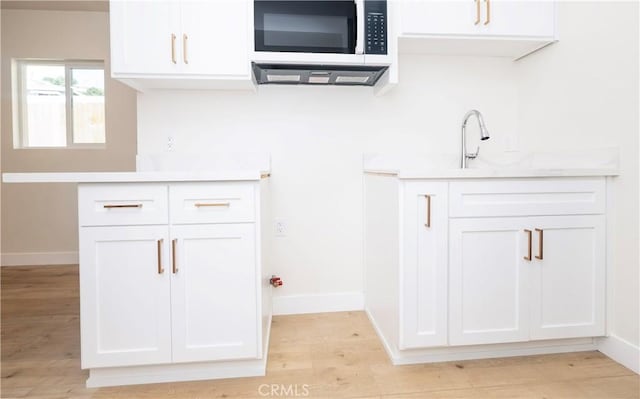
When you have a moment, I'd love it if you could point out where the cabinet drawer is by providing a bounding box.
[78,184,168,227]
[449,178,605,217]
[169,183,255,224]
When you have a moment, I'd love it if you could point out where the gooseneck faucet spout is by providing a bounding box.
[461,109,490,169]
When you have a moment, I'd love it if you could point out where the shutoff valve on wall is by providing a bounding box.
[270,275,283,288]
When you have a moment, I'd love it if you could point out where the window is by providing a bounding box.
[13,60,106,148]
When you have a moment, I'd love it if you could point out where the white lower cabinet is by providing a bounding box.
[449,216,606,346]
[170,224,258,363]
[78,181,269,386]
[80,225,172,368]
[449,217,530,346]
[400,181,448,348]
[528,215,606,340]
[365,175,608,364]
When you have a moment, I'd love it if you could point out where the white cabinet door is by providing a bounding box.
[400,182,448,348]
[401,0,555,38]
[486,1,556,37]
[401,1,478,36]
[180,0,250,76]
[529,215,606,340]
[80,225,171,368]
[449,217,529,346]
[170,224,259,363]
[110,1,179,75]
[111,0,250,78]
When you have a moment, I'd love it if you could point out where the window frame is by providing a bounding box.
[13,59,106,149]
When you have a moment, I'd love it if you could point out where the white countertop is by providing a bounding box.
[364,167,618,179]
[2,170,268,184]
[363,149,619,179]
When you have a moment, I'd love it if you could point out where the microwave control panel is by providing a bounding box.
[365,1,387,55]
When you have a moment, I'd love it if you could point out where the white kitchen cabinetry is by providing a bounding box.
[400,181,448,349]
[449,215,605,346]
[78,180,269,387]
[449,217,530,346]
[365,175,608,365]
[109,0,253,91]
[399,1,556,59]
[170,223,258,363]
[528,215,605,340]
[79,225,172,368]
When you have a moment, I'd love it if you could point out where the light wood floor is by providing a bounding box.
[1,265,638,399]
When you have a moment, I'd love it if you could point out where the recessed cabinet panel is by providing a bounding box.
[79,184,168,227]
[449,217,529,346]
[401,1,478,36]
[449,178,605,218]
[110,1,178,75]
[401,0,555,38]
[529,215,605,340]
[486,1,555,37]
[169,182,255,224]
[170,224,258,362]
[400,181,448,349]
[180,0,250,76]
[80,225,171,368]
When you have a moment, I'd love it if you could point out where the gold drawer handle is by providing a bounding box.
[183,34,189,64]
[535,228,544,260]
[524,229,532,261]
[474,0,481,25]
[484,0,491,25]
[194,202,230,207]
[172,239,178,274]
[157,239,164,274]
[171,33,177,64]
[424,194,432,228]
[103,204,142,209]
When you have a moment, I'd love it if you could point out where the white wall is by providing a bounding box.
[1,9,137,264]
[137,55,518,302]
[515,1,639,351]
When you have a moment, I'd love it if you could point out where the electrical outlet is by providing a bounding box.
[274,219,286,237]
[167,136,174,151]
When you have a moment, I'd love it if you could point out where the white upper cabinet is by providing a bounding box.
[179,0,250,77]
[110,0,253,90]
[399,0,557,59]
[484,0,555,37]
[109,1,177,75]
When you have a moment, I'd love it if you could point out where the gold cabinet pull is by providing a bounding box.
[474,0,481,25]
[157,239,164,274]
[171,33,177,64]
[103,204,142,209]
[183,34,189,64]
[172,239,178,274]
[524,229,532,261]
[535,228,544,260]
[484,0,491,25]
[424,195,432,228]
[195,202,230,207]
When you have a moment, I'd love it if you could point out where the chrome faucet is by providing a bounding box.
[461,109,490,169]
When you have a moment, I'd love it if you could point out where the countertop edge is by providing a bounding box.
[363,168,620,179]
[2,171,270,183]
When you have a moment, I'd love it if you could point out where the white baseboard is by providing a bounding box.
[1,251,78,266]
[272,292,364,315]
[598,335,640,374]
[365,307,598,365]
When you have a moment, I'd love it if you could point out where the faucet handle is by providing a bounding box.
[466,146,480,160]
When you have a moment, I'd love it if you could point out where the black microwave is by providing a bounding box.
[254,0,387,55]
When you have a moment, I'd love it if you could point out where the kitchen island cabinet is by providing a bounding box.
[3,171,272,387]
